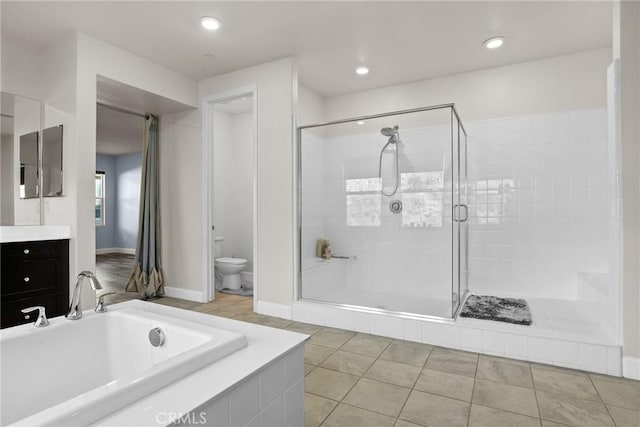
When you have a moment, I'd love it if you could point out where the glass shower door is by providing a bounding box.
[298,104,468,319]
[451,112,468,316]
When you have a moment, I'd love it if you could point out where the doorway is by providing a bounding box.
[203,87,257,309]
[94,102,144,298]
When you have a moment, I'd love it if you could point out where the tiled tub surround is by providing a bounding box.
[74,300,306,426]
[143,295,639,427]
[298,108,622,376]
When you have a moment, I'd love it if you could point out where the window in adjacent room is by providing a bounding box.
[95,171,105,226]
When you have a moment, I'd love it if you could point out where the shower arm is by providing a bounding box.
[378,140,399,197]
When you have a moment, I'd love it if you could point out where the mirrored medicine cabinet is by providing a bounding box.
[1,91,64,225]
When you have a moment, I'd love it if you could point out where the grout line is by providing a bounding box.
[394,344,436,425]
[465,353,479,427]
[529,362,544,427]
[471,403,544,424]
[305,391,339,427]
[586,372,619,426]
[334,336,394,422]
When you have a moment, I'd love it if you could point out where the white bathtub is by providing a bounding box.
[0,302,248,426]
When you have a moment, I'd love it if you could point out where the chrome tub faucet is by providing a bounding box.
[66,271,104,320]
[21,306,50,327]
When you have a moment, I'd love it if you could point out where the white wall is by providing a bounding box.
[297,84,325,126]
[12,96,41,225]
[213,110,254,270]
[202,59,294,306]
[1,36,43,100]
[159,109,202,293]
[466,108,609,300]
[0,134,14,224]
[162,58,294,305]
[613,1,640,371]
[325,49,611,123]
[35,32,198,308]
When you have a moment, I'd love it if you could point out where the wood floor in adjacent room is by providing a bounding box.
[96,252,139,304]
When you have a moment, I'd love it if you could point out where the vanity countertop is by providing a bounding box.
[0,226,71,243]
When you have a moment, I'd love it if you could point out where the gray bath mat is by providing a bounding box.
[459,295,532,325]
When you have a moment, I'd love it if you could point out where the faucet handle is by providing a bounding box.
[95,292,115,313]
[21,306,50,327]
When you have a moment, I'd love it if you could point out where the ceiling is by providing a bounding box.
[97,76,194,116]
[96,76,196,155]
[96,104,144,155]
[2,1,612,97]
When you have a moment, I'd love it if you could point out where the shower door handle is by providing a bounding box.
[460,204,468,222]
[453,205,469,222]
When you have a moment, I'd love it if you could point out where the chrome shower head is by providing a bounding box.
[380,126,399,137]
[381,126,400,144]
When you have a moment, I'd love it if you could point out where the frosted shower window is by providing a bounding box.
[345,178,381,226]
[400,171,445,228]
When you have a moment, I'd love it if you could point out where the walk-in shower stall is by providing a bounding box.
[298,104,468,319]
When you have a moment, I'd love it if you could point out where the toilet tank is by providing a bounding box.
[214,237,224,259]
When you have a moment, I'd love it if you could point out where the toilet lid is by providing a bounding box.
[216,257,247,265]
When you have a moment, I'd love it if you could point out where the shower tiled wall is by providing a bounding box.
[302,125,455,302]
[300,108,612,314]
[466,108,609,300]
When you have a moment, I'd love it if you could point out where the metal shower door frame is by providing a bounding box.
[296,103,469,321]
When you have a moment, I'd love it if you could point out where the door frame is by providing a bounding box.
[202,85,258,310]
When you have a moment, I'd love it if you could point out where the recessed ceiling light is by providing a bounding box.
[483,36,505,49]
[355,66,369,76]
[357,121,365,125]
[200,16,222,31]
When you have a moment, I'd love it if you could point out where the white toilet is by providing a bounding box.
[214,237,247,291]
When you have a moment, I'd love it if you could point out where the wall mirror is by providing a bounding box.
[19,131,39,198]
[1,92,42,225]
[42,125,63,197]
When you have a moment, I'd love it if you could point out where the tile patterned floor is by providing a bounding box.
[303,340,639,427]
[98,270,639,427]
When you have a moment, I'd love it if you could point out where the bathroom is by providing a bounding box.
[212,94,256,297]
[1,1,639,426]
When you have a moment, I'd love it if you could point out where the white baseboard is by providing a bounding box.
[164,286,204,303]
[623,356,640,380]
[257,301,292,320]
[96,247,136,255]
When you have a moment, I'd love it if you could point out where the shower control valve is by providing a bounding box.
[389,200,402,214]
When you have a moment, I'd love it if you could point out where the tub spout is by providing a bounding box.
[66,271,104,320]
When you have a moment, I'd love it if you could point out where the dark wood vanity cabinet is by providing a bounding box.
[1,239,69,328]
